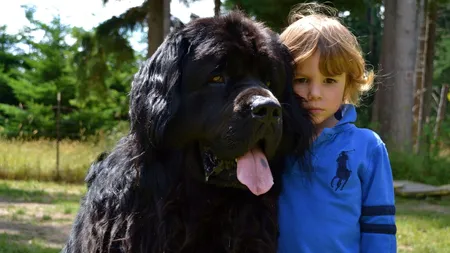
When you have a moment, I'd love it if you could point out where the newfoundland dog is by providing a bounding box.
[63,11,313,253]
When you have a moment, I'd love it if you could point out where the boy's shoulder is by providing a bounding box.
[344,125,385,149]
[350,126,383,141]
[334,105,385,149]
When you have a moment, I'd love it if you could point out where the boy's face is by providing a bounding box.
[293,50,346,132]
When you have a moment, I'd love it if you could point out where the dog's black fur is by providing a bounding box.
[63,12,313,253]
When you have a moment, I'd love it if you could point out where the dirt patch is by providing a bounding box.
[0,201,75,221]
[0,193,448,250]
[397,198,450,214]
[0,220,71,248]
[0,201,74,249]
[411,203,450,214]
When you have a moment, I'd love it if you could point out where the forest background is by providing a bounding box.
[0,0,449,186]
[1,1,450,252]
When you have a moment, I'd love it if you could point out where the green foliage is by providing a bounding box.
[430,3,450,147]
[390,118,450,187]
[390,151,450,186]
[0,6,138,140]
[96,2,148,39]
[223,0,381,32]
[0,8,75,138]
[434,4,450,86]
[434,37,450,85]
[0,1,448,148]
[0,26,25,106]
[388,114,450,186]
[69,26,138,139]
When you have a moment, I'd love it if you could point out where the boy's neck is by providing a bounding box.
[315,115,339,136]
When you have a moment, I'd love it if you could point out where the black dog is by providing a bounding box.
[63,12,313,253]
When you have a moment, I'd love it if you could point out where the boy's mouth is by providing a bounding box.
[307,107,324,114]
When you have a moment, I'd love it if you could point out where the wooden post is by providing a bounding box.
[214,0,221,17]
[433,84,449,139]
[413,0,428,154]
[56,92,61,181]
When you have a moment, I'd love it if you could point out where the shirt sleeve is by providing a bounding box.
[360,142,397,253]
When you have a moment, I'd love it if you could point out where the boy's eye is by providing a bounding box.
[325,78,337,84]
[294,78,308,84]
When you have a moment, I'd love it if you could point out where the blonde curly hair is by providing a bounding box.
[280,3,374,106]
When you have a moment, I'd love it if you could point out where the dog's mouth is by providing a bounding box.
[200,139,273,196]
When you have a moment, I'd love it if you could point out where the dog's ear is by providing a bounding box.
[129,32,189,148]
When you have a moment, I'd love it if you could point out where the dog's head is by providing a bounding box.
[129,12,313,195]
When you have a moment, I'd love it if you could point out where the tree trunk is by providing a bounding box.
[214,0,221,17]
[413,0,428,154]
[372,0,396,139]
[366,3,376,67]
[391,0,417,151]
[419,0,438,153]
[163,0,171,36]
[365,2,377,121]
[147,0,166,58]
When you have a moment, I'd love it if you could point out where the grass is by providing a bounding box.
[0,180,85,224]
[0,136,449,252]
[0,179,86,202]
[0,179,86,252]
[390,149,450,186]
[0,233,60,253]
[0,138,112,183]
[0,179,449,252]
[396,196,450,252]
[2,137,450,186]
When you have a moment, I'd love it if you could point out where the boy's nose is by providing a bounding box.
[308,83,322,100]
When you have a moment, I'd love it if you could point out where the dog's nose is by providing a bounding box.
[251,96,282,122]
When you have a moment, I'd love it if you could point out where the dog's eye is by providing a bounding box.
[209,75,224,83]
[266,81,271,87]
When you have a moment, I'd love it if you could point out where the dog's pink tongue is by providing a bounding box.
[236,148,273,196]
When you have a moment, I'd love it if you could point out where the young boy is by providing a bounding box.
[277,3,397,253]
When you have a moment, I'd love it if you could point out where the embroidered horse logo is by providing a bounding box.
[330,150,354,191]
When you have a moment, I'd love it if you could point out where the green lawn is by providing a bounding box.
[0,179,449,252]
[396,197,450,252]
[0,180,86,252]
[0,138,109,183]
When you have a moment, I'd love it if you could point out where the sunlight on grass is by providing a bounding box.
[0,180,85,251]
[0,180,449,252]
[396,197,450,253]
[0,180,85,225]
[0,233,60,253]
[0,138,109,183]
[0,179,86,202]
